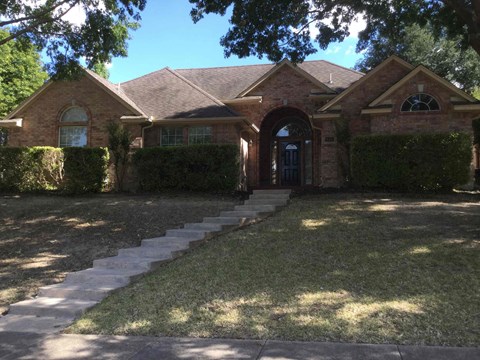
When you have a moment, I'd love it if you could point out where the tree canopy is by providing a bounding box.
[0,29,48,145]
[0,29,48,117]
[355,23,480,94]
[189,0,480,62]
[0,0,146,77]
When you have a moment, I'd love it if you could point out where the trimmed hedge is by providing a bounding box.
[133,144,239,191]
[62,147,110,194]
[0,146,109,193]
[351,133,472,191]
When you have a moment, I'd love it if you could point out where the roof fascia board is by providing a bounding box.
[238,59,335,98]
[83,71,146,116]
[0,118,23,127]
[453,104,480,111]
[369,65,477,107]
[319,55,414,112]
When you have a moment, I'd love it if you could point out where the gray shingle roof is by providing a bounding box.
[85,69,146,116]
[120,68,238,119]
[176,60,363,99]
[115,60,363,119]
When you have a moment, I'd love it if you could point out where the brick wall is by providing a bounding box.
[6,75,138,147]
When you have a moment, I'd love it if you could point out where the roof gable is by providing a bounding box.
[4,69,146,120]
[320,55,414,112]
[238,59,335,97]
[369,65,477,107]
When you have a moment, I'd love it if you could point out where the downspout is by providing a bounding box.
[140,117,154,148]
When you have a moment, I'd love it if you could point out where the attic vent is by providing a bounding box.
[328,73,333,84]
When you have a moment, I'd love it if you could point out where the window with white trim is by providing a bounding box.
[188,126,212,144]
[161,127,184,146]
[401,93,440,112]
[59,107,88,147]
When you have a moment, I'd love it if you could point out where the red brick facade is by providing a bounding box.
[3,57,479,189]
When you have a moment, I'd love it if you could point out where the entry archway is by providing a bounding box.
[259,107,313,187]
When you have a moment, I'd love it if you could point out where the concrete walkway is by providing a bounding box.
[0,332,478,359]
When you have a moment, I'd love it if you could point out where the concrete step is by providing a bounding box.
[0,314,73,334]
[234,204,277,212]
[8,297,98,318]
[248,192,291,199]
[93,255,170,271]
[165,229,212,239]
[220,210,266,218]
[64,268,144,286]
[252,189,291,195]
[38,282,122,301]
[202,217,244,225]
[141,236,193,248]
[244,199,289,206]
[118,246,183,258]
[183,222,225,231]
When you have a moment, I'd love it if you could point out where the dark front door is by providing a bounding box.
[281,141,301,186]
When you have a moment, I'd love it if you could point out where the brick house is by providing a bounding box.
[2,55,479,189]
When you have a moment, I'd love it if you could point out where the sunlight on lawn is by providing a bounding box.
[408,246,432,255]
[301,219,328,229]
[169,307,192,324]
[337,301,424,324]
[20,253,68,269]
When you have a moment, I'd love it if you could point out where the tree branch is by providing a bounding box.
[0,0,80,46]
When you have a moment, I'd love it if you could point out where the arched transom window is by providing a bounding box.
[59,106,88,147]
[401,93,440,112]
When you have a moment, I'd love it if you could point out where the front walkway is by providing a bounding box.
[0,332,478,359]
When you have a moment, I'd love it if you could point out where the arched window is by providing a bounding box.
[401,93,440,112]
[273,117,312,138]
[59,107,88,147]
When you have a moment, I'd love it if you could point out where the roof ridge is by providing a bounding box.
[120,67,169,86]
[314,59,365,76]
[175,62,274,72]
[165,68,238,116]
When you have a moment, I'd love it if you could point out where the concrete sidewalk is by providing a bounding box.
[0,332,478,360]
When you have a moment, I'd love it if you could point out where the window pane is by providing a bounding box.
[188,126,212,144]
[59,126,87,147]
[161,127,183,146]
[61,107,88,122]
[401,93,439,112]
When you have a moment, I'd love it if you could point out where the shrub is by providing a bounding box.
[0,147,63,192]
[350,133,472,192]
[62,147,110,194]
[0,146,109,193]
[133,144,239,191]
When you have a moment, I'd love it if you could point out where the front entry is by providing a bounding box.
[259,108,313,187]
[280,141,301,186]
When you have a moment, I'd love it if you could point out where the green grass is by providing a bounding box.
[67,194,480,346]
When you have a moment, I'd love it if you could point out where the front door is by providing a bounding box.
[280,141,301,186]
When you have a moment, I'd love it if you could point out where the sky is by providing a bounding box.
[101,2,366,83]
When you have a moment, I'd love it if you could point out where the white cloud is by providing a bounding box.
[345,45,355,56]
[326,45,342,55]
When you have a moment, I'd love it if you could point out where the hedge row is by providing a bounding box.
[133,144,239,191]
[350,133,472,191]
[0,146,109,193]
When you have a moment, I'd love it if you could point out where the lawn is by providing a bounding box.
[0,193,238,315]
[68,193,480,346]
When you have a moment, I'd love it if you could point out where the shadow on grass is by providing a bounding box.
[0,193,237,313]
[69,194,480,346]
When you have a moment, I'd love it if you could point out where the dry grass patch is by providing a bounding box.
[68,193,480,346]
[0,192,238,314]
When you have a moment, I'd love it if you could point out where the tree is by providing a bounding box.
[189,0,480,62]
[0,29,48,145]
[355,23,480,94]
[107,122,132,191]
[0,0,146,77]
[92,62,110,79]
